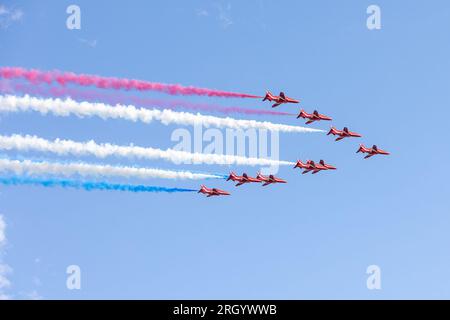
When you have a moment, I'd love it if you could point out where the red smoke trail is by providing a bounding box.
[0,66,261,99]
[0,80,294,117]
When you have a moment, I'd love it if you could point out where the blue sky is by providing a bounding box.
[0,0,450,299]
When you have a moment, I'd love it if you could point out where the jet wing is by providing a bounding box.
[319,115,332,121]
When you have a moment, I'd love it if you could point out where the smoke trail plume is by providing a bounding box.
[0,158,224,180]
[0,176,197,193]
[0,67,260,98]
[0,134,295,166]
[0,95,323,133]
[0,80,293,117]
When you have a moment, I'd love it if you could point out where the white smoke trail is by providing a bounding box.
[0,95,323,133]
[0,158,223,180]
[0,134,296,166]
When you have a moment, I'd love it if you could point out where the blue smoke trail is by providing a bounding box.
[0,176,197,193]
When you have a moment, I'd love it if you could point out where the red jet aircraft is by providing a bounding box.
[226,172,261,186]
[256,172,287,186]
[327,126,362,141]
[357,144,390,159]
[262,91,299,108]
[294,160,336,174]
[297,109,332,124]
[315,160,337,173]
[198,185,230,197]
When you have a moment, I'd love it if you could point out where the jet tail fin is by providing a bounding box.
[327,127,334,135]
[356,144,364,153]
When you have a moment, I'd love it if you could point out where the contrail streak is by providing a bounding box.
[0,158,224,180]
[0,66,260,98]
[0,134,296,166]
[0,95,323,133]
[0,176,197,193]
[0,80,293,117]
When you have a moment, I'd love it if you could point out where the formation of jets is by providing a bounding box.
[226,172,261,186]
[201,90,390,197]
[199,172,287,197]
[225,172,287,187]
[294,159,336,174]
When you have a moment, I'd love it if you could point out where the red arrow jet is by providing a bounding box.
[357,144,390,159]
[262,91,300,108]
[313,160,337,173]
[327,126,362,141]
[226,172,261,186]
[297,109,332,124]
[198,185,231,197]
[256,172,287,186]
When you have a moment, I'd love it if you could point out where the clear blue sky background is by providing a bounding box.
[1,0,450,299]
